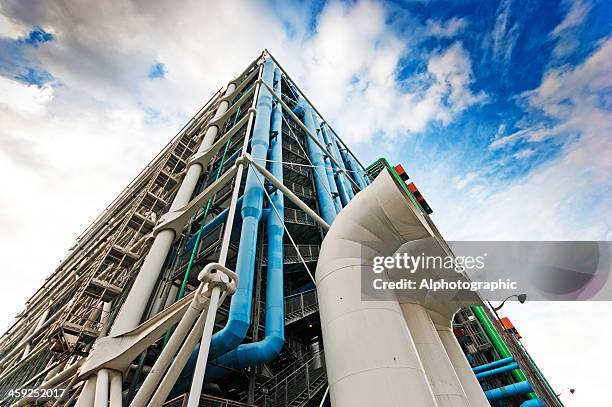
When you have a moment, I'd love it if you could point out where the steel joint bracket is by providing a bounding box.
[198,263,238,297]
[187,108,256,171]
[153,164,240,239]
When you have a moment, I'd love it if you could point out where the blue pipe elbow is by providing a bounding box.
[205,336,285,381]
[485,381,533,401]
[521,398,545,407]
[172,59,277,397]
[201,66,286,382]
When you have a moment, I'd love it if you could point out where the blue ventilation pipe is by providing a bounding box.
[475,362,520,380]
[298,98,337,224]
[521,398,545,407]
[204,67,285,380]
[316,125,342,213]
[174,60,276,393]
[472,357,515,373]
[338,145,367,190]
[206,56,275,358]
[320,124,353,206]
[485,381,533,401]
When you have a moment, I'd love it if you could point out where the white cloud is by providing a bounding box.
[552,0,591,35]
[433,38,612,241]
[300,0,486,143]
[491,37,612,154]
[0,75,53,115]
[489,0,520,65]
[425,17,467,38]
[0,12,10,35]
[454,171,478,190]
[550,0,592,58]
[512,148,534,159]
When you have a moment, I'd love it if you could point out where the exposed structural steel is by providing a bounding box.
[0,51,370,407]
[0,50,556,407]
[453,296,563,405]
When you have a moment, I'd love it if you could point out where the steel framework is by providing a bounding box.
[0,50,369,407]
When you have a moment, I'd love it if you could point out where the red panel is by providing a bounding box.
[394,164,409,181]
[501,317,514,330]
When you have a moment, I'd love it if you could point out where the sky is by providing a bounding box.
[0,0,610,405]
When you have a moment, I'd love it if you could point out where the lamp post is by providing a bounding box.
[487,294,527,332]
[493,294,527,311]
[556,387,575,397]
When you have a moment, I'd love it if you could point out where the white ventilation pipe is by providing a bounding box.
[110,80,238,336]
[316,168,437,407]
[401,304,469,407]
[436,325,490,407]
[316,168,484,407]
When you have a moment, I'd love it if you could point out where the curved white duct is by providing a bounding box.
[316,168,486,407]
[316,168,437,407]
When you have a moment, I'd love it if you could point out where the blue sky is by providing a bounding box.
[0,0,610,405]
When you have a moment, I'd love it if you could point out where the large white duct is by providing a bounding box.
[402,303,470,407]
[393,238,482,407]
[436,325,491,407]
[316,168,485,407]
[316,168,436,406]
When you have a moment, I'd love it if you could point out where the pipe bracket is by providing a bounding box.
[187,111,253,171]
[198,263,238,297]
[154,165,239,240]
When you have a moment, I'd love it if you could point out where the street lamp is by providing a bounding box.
[487,294,527,333]
[556,387,575,396]
[492,294,527,311]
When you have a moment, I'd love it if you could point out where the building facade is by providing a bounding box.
[0,51,558,407]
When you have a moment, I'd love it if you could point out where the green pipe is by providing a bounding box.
[471,306,536,399]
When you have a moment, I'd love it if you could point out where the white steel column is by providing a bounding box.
[109,370,123,406]
[186,286,222,407]
[75,376,97,407]
[437,326,490,407]
[110,81,237,336]
[94,368,109,407]
[22,307,49,359]
[401,303,470,407]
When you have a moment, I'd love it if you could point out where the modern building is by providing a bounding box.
[0,51,559,407]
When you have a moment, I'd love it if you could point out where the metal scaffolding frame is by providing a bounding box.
[0,50,369,407]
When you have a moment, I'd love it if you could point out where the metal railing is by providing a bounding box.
[164,393,255,407]
[286,182,314,201]
[284,244,319,264]
[284,289,318,325]
[256,289,319,327]
[284,208,316,226]
[256,350,326,407]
